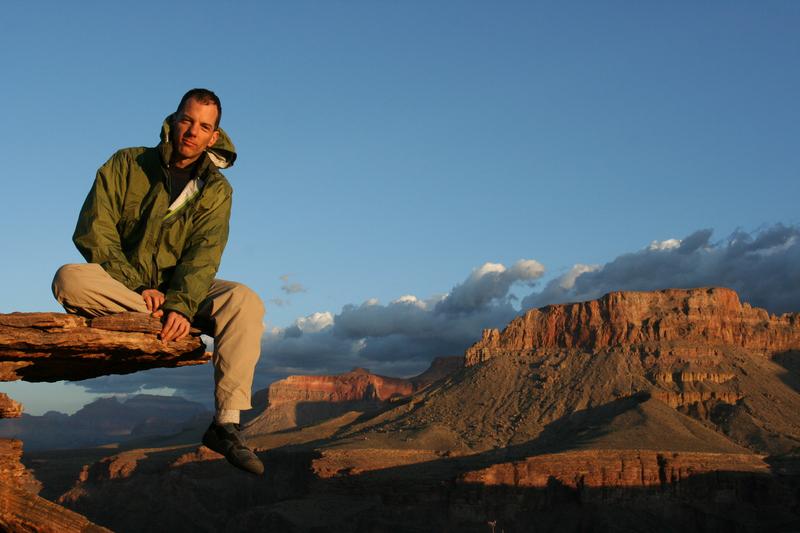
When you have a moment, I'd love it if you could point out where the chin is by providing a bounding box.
[177,148,199,159]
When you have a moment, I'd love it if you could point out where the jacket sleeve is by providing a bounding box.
[162,182,232,321]
[73,151,145,291]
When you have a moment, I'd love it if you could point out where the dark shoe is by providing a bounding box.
[202,422,264,475]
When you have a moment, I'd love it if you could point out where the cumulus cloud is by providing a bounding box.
[435,259,544,315]
[261,259,545,379]
[522,224,800,314]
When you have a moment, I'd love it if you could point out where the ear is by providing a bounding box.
[207,129,220,148]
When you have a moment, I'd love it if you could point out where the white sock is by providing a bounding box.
[215,409,240,425]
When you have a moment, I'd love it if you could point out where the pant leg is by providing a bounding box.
[194,279,265,411]
[52,263,148,317]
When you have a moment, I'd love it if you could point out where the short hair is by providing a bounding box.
[176,88,222,129]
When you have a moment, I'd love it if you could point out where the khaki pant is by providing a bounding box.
[51,263,264,411]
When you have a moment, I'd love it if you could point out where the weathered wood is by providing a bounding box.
[0,312,209,382]
[91,311,194,334]
[0,312,86,329]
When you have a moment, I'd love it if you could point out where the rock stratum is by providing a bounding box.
[246,357,463,433]
[465,287,800,365]
[9,288,800,532]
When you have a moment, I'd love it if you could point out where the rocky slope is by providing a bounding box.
[341,287,800,455]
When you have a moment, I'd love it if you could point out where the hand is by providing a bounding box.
[141,289,166,315]
[160,311,191,343]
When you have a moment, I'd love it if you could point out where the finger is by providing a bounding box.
[166,315,186,343]
[153,294,165,311]
[162,317,179,343]
[143,294,153,312]
[160,315,176,342]
[176,321,190,341]
[169,317,190,342]
[152,309,163,318]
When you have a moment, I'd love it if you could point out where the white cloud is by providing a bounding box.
[559,264,600,290]
[295,311,334,333]
[392,294,427,308]
[434,258,545,315]
[648,238,681,251]
[474,262,507,277]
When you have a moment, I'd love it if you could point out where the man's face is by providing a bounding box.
[170,97,220,164]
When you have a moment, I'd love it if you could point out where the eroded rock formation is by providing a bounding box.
[246,357,463,433]
[460,449,770,488]
[465,287,800,366]
[0,414,111,532]
[268,368,415,404]
[0,393,22,419]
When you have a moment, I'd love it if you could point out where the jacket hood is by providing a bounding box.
[159,114,237,169]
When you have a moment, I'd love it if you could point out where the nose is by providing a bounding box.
[187,123,200,137]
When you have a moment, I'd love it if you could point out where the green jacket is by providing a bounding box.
[73,116,237,321]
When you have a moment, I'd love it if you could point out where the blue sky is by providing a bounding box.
[1,2,799,414]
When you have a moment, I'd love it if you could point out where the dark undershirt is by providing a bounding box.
[168,162,198,203]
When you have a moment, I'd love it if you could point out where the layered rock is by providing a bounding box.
[460,449,769,489]
[465,287,800,366]
[0,393,22,418]
[268,368,415,405]
[246,357,463,434]
[0,437,112,532]
[0,438,41,494]
[267,356,463,407]
[0,311,209,381]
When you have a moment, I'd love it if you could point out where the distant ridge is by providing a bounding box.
[245,356,463,434]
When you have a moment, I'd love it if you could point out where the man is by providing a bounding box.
[52,89,265,475]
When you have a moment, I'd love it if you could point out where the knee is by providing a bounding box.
[230,283,266,320]
[52,263,86,304]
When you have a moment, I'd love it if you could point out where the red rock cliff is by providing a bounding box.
[465,287,800,366]
[267,356,463,406]
[267,368,415,405]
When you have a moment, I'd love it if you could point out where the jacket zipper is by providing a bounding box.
[151,154,212,290]
[152,161,172,290]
